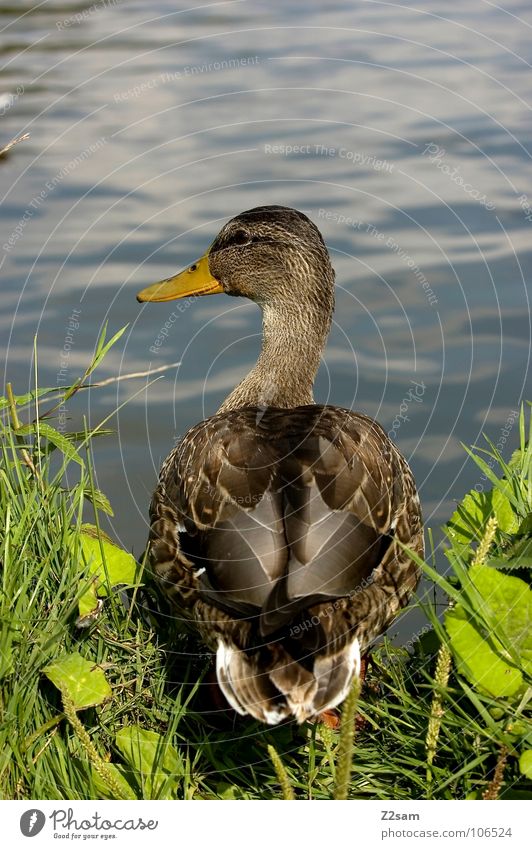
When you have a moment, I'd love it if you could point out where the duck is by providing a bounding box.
[137,205,423,725]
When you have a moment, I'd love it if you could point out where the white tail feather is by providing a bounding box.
[216,636,361,725]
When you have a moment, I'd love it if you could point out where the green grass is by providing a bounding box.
[1,333,531,800]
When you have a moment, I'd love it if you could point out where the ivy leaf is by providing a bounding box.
[43,652,111,710]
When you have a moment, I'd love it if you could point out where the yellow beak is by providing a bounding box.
[136,252,223,303]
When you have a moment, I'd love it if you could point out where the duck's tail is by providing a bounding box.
[215,634,361,725]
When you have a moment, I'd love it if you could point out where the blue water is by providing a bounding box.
[1,1,531,639]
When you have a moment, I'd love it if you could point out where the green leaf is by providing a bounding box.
[80,527,137,591]
[59,429,114,443]
[10,387,58,407]
[469,564,532,676]
[43,651,111,709]
[1,390,48,411]
[78,526,139,618]
[488,552,532,572]
[80,523,116,545]
[445,606,523,698]
[492,489,520,534]
[87,324,128,377]
[462,445,521,511]
[506,537,532,566]
[510,448,525,471]
[17,422,84,466]
[115,726,183,799]
[519,750,532,779]
[488,534,532,570]
[217,783,238,799]
[446,488,518,547]
[215,782,251,800]
[83,488,114,516]
[447,490,491,546]
[75,588,103,629]
[507,720,530,740]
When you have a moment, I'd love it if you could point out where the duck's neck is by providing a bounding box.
[218,299,332,413]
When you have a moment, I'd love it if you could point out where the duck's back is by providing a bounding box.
[148,405,422,722]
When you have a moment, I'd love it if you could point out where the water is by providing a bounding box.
[1,2,531,629]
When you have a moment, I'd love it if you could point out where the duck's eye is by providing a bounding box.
[231,229,250,246]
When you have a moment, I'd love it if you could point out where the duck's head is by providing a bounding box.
[136,205,335,314]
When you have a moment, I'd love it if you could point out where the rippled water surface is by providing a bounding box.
[1,1,531,607]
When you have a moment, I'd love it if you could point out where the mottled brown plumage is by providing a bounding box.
[139,205,423,724]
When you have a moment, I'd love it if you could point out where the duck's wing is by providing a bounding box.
[149,405,422,647]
